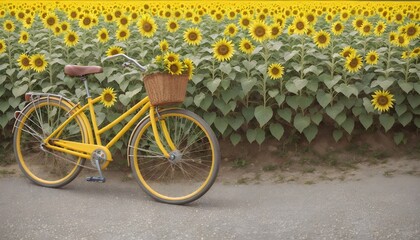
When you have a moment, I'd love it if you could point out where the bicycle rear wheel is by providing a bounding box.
[13,97,88,187]
[128,109,220,204]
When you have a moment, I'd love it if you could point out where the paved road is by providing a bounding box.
[0,172,419,240]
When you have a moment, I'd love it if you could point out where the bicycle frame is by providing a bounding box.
[40,94,176,164]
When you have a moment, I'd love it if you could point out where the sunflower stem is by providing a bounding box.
[385,44,392,79]
[48,31,53,85]
[300,34,305,80]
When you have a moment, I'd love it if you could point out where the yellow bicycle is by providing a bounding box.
[13,54,220,205]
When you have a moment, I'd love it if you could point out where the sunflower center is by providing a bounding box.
[186,12,193,18]
[22,58,30,66]
[229,27,235,34]
[62,25,67,31]
[390,35,395,41]
[6,23,12,29]
[83,17,91,26]
[363,25,371,33]
[165,12,171,18]
[120,18,127,25]
[244,43,251,49]
[350,58,359,68]
[407,27,416,36]
[377,96,388,106]
[216,13,222,20]
[0,43,3,50]
[356,20,363,28]
[47,17,55,26]
[101,33,107,39]
[307,15,314,22]
[335,24,342,31]
[318,35,327,43]
[188,32,198,41]
[106,14,113,21]
[71,12,77,19]
[242,18,249,26]
[296,21,304,30]
[167,56,175,62]
[396,14,402,21]
[342,13,348,18]
[68,34,75,42]
[217,44,229,56]
[104,93,113,102]
[120,31,127,37]
[18,13,24,19]
[35,58,43,67]
[370,55,376,61]
[377,25,383,31]
[255,26,266,37]
[22,35,27,40]
[161,45,167,51]
[272,27,279,35]
[26,18,32,24]
[143,22,152,32]
[398,36,404,44]
[170,64,179,73]
[169,22,177,29]
[115,11,121,18]
[271,67,279,75]
[111,49,119,55]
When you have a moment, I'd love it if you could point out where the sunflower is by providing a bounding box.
[138,14,157,38]
[159,39,169,52]
[106,46,124,57]
[67,9,79,20]
[389,31,398,43]
[394,11,404,24]
[163,52,179,63]
[394,34,409,47]
[97,28,109,43]
[374,21,386,36]
[43,13,58,29]
[340,10,350,22]
[183,58,194,80]
[79,14,95,29]
[116,27,130,41]
[166,19,179,33]
[184,28,202,45]
[239,38,255,55]
[166,60,184,75]
[359,21,372,36]
[404,23,419,40]
[291,17,308,35]
[345,54,363,73]
[268,63,284,80]
[287,25,295,35]
[401,51,410,60]
[100,87,117,108]
[19,31,29,44]
[249,21,269,42]
[3,20,15,32]
[239,16,251,29]
[23,16,33,29]
[331,21,344,35]
[352,17,364,31]
[64,30,79,47]
[30,54,48,73]
[17,53,31,70]
[325,14,333,23]
[410,47,420,58]
[212,38,235,62]
[371,90,395,113]
[270,23,282,39]
[365,50,379,65]
[192,14,201,24]
[0,39,6,54]
[117,15,130,28]
[305,12,317,25]
[341,46,356,58]
[224,24,237,37]
[104,12,114,22]
[60,22,70,32]
[313,30,330,49]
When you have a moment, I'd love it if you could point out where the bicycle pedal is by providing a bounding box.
[86,176,106,183]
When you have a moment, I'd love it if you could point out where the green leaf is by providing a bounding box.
[0,75,6,85]
[293,78,308,91]
[359,113,373,130]
[0,114,9,128]
[293,113,310,133]
[203,112,216,126]
[200,96,213,111]
[255,106,273,127]
[119,94,131,106]
[334,83,358,98]
[268,89,279,98]
[296,95,314,110]
[335,112,347,125]
[275,94,285,105]
[379,114,395,132]
[407,94,420,109]
[325,102,344,119]
[341,118,354,134]
[214,117,228,134]
[206,78,221,94]
[286,95,299,110]
[194,92,206,107]
[277,108,292,123]
[399,112,413,127]
[414,117,420,128]
[413,83,420,94]
[395,104,407,116]
[246,128,257,143]
[242,106,255,123]
[398,80,413,93]
[316,90,332,108]
[8,97,20,109]
[363,98,374,113]
[242,60,257,71]
[6,68,15,76]
[220,62,232,74]
[311,112,323,125]
[12,85,28,97]
[321,74,341,89]
[303,124,318,142]
[333,129,343,142]
[241,77,257,95]
[255,128,266,145]
[269,123,284,140]
[214,99,236,116]
[230,133,241,146]
[284,50,299,61]
[228,115,244,131]
[393,132,405,145]
[285,80,299,94]
[0,100,9,112]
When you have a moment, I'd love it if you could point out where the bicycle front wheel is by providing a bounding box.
[13,97,88,187]
[129,109,220,204]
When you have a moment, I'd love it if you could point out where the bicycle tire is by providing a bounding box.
[13,97,88,187]
[128,109,220,204]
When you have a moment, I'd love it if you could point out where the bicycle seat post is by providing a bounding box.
[80,76,91,98]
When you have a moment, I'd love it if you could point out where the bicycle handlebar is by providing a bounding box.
[102,54,147,72]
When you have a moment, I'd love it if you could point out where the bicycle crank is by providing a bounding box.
[86,149,107,183]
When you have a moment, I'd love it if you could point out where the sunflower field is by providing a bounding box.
[0,1,420,155]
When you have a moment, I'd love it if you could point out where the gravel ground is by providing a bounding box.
[0,169,419,240]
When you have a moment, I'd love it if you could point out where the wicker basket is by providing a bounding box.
[143,73,189,106]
